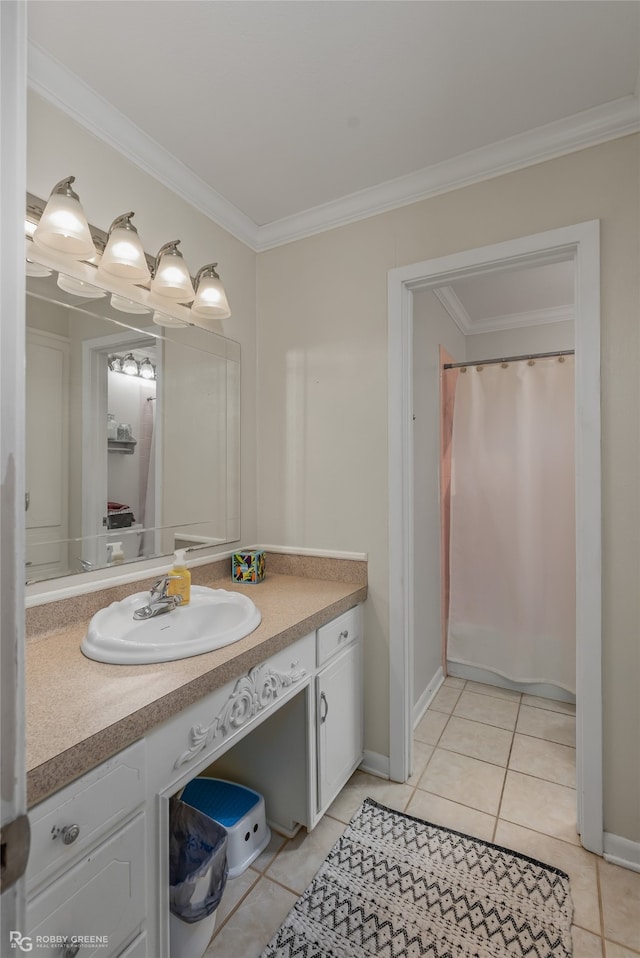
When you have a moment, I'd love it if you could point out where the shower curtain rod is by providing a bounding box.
[443,348,574,370]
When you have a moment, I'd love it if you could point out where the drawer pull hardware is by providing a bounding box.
[61,938,80,958]
[339,629,349,640]
[320,692,329,724]
[51,824,80,845]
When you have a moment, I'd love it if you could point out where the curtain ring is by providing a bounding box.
[501,362,509,368]
[558,355,566,363]
[527,358,536,366]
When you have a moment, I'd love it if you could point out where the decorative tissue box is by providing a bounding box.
[232,549,266,583]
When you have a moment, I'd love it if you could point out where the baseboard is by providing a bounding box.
[413,667,445,728]
[359,750,389,780]
[603,832,640,873]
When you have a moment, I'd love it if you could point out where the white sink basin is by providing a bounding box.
[81,586,261,664]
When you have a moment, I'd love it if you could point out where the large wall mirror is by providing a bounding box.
[25,259,240,585]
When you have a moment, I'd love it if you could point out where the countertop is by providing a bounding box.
[26,560,367,807]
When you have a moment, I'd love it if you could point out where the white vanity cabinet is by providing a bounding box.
[26,602,364,958]
[316,605,364,814]
[25,740,147,958]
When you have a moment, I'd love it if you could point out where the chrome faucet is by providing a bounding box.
[133,575,183,620]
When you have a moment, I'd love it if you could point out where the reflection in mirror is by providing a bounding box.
[25,264,240,585]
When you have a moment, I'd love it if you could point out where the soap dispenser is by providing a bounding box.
[167,549,191,605]
[107,542,124,565]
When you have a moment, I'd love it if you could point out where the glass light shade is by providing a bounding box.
[139,359,155,380]
[57,273,106,299]
[192,268,231,320]
[25,259,52,278]
[33,181,96,258]
[110,294,150,315]
[99,220,150,282]
[151,244,195,303]
[122,354,139,376]
[152,310,189,329]
[108,356,123,373]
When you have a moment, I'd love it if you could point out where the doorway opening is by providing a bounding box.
[388,221,602,854]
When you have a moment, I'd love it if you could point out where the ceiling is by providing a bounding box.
[434,261,575,335]
[27,1,640,250]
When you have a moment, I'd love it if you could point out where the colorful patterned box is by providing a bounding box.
[232,549,266,583]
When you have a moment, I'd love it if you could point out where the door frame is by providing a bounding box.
[81,330,162,572]
[388,221,602,854]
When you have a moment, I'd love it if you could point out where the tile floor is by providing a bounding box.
[204,677,640,957]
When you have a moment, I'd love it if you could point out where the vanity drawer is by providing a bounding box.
[27,739,146,892]
[26,812,146,958]
[317,605,362,667]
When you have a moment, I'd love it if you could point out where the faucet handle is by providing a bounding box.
[150,574,181,599]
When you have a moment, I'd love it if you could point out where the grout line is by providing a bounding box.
[492,696,522,843]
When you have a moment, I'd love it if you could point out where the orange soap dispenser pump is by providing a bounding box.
[167,549,191,605]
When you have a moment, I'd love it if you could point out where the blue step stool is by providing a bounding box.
[180,778,271,879]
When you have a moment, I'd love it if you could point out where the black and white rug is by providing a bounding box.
[260,798,573,958]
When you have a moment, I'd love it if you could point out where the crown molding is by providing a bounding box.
[28,43,639,253]
[434,285,575,335]
[254,95,639,250]
[27,42,259,250]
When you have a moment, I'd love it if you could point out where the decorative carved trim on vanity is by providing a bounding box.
[174,662,307,768]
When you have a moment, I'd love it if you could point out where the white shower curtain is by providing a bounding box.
[447,355,576,693]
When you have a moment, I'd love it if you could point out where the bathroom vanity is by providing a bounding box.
[24,559,366,958]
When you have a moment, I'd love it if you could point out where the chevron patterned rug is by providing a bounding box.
[260,798,573,958]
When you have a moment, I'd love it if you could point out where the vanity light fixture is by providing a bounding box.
[110,293,150,315]
[152,310,189,329]
[139,358,156,380]
[108,353,156,380]
[191,263,231,320]
[122,353,139,376]
[98,212,151,283]
[26,182,232,324]
[151,240,196,303]
[32,176,96,259]
[25,259,52,278]
[57,273,107,299]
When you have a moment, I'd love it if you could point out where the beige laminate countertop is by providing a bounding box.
[27,564,367,808]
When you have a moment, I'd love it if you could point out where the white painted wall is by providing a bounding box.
[256,135,640,844]
[412,291,465,707]
[467,319,574,360]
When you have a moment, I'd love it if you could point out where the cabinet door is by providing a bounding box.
[316,641,363,813]
[26,813,146,958]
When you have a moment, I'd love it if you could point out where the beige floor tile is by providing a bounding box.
[414,708,449,745]
[438,715,513,766]
[205,876,296,957]
[417,747,506,815]
[522,693,576,715]
[407,740,434,786]
[571,926,604,957]
[500,770,579,845]
[325,769,414,824]
[605,941,640,957]
[213,868,259,931]
[464,679,522,703]
[266,813,345,894]
[509,733,575,787]
[516,704,576,746]
[494,820,601,935]
[407,788,495,842]
[443,676,465,689]
[250,830,287,873]
[430,685,462,714]
[599,859,640,951]
[453,690,519,730]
